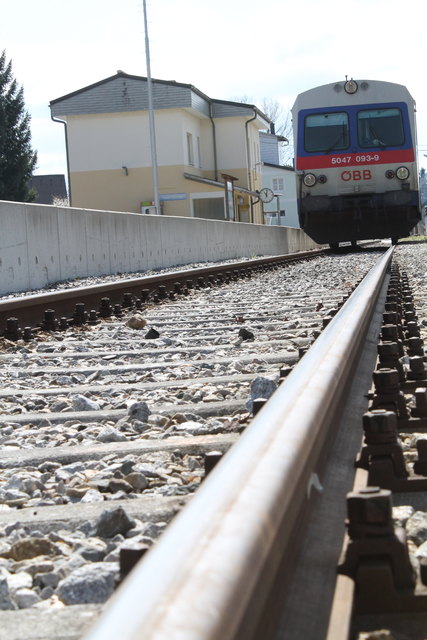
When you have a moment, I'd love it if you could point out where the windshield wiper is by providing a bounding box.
[325,125,347,153]
[368,124,386,147]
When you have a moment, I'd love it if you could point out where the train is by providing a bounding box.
[291,78,421,248]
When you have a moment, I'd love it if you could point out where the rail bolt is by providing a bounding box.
[373,368,400,395]
[381,324,399,343]
[204,451,223,477]
[378,341,399,361]
[42,309,57,331]
[406,321,420,338]
[140,289,150,303]
[385,301,399,314]
[377,342,405,383]
[279,365,292,379]
[119,545,149,582]
[99,297,112,318]
[346,487,394,539]
[382,311,399,326]
[408,356,426,380]
[73,303,87,326]
[122,293,134,308]
[407,337,424,359]
[158,285,168,299]
[23,327,33,341]
[59,317,69,331]
[252,397,267,416]
[413,387,427,417]
[88,310,99,326]
[362,410,398,445]
[404,311,417,324]
[4,317,21,341]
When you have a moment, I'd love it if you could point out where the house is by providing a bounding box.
[50,72,271,223]
[28,174,68,205]
[259,132,299,228]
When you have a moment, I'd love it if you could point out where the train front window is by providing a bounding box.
[304,112,349,153]
[357,108,404,148]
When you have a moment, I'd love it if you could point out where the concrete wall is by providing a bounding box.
[0,200,319,296]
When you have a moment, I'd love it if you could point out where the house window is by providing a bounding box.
[272,177,284,193]
[187,133,194,166]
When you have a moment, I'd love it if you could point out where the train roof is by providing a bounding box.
[292,79,415,114]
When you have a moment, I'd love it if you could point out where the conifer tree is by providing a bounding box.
[0,50,37,201]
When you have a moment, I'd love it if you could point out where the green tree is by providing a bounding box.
[0,50,37,202]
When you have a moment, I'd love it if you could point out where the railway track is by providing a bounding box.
[1,244,422,639]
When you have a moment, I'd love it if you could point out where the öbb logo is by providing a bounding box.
[341,169,372,182]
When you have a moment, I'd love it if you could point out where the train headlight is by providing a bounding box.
[385,170,395,179]
[344,79,358,94]
[303,173,317,187]
[396,166,410,180]
[318,174,327,184]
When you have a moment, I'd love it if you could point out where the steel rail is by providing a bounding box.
[83,247,393,640]
[0,250,323,331]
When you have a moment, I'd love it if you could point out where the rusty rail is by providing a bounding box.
[83,248,393,640]
[0,250,323,332]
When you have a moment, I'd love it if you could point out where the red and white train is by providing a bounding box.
[292,78,421,248]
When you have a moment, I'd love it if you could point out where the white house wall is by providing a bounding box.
[67,110,196,173]
[199,119,215,175]
[215,118,249,172]
[262,166,299,227]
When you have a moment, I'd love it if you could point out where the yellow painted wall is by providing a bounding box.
[70,166,222,215]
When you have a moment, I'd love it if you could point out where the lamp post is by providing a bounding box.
[143,0,160,214]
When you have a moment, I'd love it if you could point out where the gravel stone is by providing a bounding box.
[406,510,427,545]
[96,426,127,443]
[1,538,62,561]
[126,314,147,330]
[56,562,118,604]
[81,489,105,503]
[127,401,150,422]
[95,506,135,538]
[246,375,279,412]
[15,587,41,608]
[124,472,148,491]
[71,394,101,412]
[0,573,16,610]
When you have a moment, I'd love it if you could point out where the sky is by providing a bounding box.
[2,0,427,178]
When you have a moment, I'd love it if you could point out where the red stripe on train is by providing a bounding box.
[296,148,415,171]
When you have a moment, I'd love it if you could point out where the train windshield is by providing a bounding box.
[357,108,404,148]
[304,112,349,153]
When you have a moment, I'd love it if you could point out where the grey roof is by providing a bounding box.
[50,72,271,125]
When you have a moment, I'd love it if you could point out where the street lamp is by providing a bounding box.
[143,0,160,215]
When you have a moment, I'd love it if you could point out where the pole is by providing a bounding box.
[143,0,160,214]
